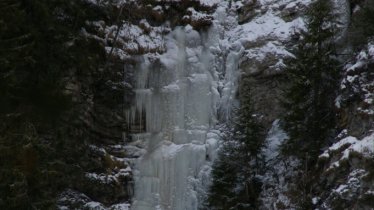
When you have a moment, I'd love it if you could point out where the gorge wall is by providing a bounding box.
[57,0,374,209]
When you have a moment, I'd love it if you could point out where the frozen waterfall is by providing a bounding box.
[129,4,242,210]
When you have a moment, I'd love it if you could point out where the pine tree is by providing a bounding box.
[281,0,339,162]
[349,1,374,48]
[234,76,265,168]
[0,0,106,208]
[207,76,265,210]
[207,132,241,210]
[280,0,340,208]
[232,76,265,210]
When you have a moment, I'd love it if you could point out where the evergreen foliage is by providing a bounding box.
[207,76,265,210]
[281,0,339,162]
[0,0,107,209]
[280,0,340,208]
[349,1,374,48]
[207,134,242,210]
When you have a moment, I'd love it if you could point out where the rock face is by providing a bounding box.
[58,0,374,209]
[317,133,374,209]
[315,40,374,209]
[235,0,311,127]
[243,75,286,127]
[338,43,374,137]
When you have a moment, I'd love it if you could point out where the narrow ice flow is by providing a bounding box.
[128,3,241,210]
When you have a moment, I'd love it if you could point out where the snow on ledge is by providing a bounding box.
[320,133,374,171]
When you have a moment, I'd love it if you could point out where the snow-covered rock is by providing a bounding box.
[260,120,300,210]
[317,133,374,209]
[339,43,374,136]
